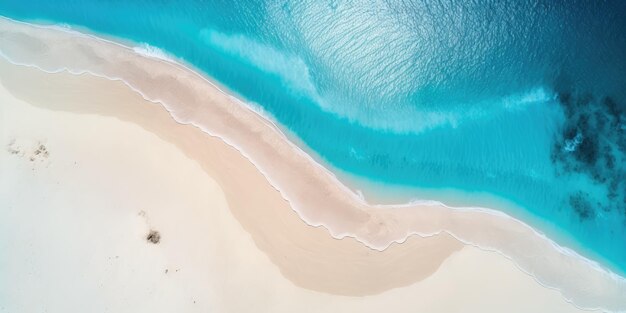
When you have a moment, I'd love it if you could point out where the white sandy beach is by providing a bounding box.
[0,18,624,312]
[0,55,591,313]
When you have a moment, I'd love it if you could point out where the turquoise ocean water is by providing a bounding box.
[1,1,625,273]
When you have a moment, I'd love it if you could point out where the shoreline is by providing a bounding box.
[1,16,625,311]
[331,166,623,278]
[0,16,603,259]
[0,76,589,313]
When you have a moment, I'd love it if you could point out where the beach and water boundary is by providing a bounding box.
[1,17,625,311]
[0,46,591,313]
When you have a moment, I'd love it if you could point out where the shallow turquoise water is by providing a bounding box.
[1,1,625,273]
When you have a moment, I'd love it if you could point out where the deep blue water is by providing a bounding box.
[1,1,625,273]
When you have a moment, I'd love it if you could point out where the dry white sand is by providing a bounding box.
[0,60,590,313]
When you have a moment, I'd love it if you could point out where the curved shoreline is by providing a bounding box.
[0,26,464,299]
[0,75,588,312]
[0,16,625,311]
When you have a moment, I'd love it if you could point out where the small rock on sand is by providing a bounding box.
[146,230,161,244]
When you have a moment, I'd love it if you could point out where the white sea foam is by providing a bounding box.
[200,29,318,99]
[564,132,584,152]
[132,43,174,62]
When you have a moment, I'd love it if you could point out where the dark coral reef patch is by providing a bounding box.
[551,90,626,222]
